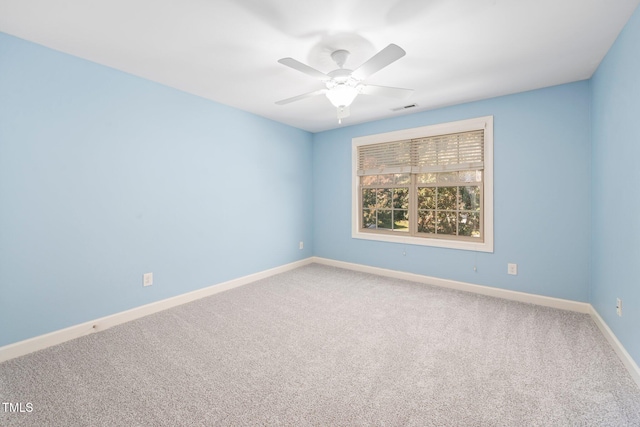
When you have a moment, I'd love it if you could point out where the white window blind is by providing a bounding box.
[356,139,412,176]
[357,130,484,176]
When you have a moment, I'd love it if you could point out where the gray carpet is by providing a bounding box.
[1,263,639,426]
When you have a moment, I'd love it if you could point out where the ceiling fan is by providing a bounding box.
[276,44,413,123]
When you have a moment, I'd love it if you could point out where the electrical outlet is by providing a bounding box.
[299,241,304,250]
[507,263,518,275]
[616,298,622,316]
[143,272,153,287]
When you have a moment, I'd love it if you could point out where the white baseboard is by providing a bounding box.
[589,306,640,388]
[311,257,591,313]
[0,258,314,363]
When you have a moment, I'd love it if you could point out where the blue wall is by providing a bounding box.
[590,6,640,365]
[313,82,592,303]
[0,33,313,347]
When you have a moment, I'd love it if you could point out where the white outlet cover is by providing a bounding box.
[508,263,518,275]
[143,272,153,287]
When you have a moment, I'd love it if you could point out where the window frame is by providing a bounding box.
[351,116,494,253]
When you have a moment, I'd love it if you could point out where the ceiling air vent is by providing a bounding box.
[391,103,418,112]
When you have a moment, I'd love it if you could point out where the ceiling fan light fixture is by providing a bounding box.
[326,84,359,108]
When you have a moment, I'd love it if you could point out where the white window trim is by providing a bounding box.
[352,116,494,253]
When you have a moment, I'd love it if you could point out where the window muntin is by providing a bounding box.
[352,116,493,252]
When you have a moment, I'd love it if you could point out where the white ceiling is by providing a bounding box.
[1,0,638,133]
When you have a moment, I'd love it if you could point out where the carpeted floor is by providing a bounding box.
[1,263,639,426]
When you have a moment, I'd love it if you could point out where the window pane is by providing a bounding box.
[362,188,376,208]
[376,189,392,208]
[437,187,457,210]
[362,209,376,229]
[378,210,392,229]
[394,210,409,231]
[437,172,458,183]
[394,173,410,184]
[393,188,409,209]
[361,175,378,186]
[459,170,482,183]
[418,187,435,209]
[418,210,435,233]
[437,211,457,235]
[378,174,394,185]
[417,173,436,184]
[460,186,481,211]
[459,212,481,237]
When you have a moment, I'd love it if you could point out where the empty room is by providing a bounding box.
[1,0,640,425]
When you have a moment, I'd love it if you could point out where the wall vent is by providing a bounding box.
[391,103,418,112]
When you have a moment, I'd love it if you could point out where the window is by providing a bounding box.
[352,116,493,252]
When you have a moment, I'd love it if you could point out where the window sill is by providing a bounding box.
[352,229,494,252]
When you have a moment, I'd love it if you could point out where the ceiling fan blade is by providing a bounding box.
[275,89,327,105]
[278,58,330,81]
[351,44,406,81]
[360,84,413,99]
